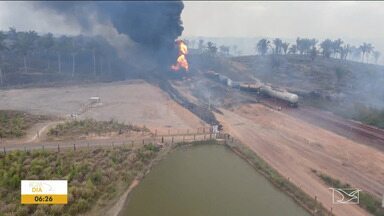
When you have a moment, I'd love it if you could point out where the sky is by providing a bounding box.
[181,1,384,40]
[0,1,383,53]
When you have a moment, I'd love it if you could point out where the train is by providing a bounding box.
[206,71,299,107]
[260,85,299,107]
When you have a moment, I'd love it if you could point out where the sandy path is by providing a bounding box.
[1,120,62,145]
[217,104,383,216]
[105,179,140,216]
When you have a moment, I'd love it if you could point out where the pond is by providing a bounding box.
[119,144,309,216]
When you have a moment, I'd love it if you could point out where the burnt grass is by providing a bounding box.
[157,79,220,125]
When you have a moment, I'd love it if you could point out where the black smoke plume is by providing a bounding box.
[35,1,184,68]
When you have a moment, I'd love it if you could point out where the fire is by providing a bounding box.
[171,40,189,71]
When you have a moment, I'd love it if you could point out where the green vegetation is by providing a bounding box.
[226,140,331,216]
[0,110,51,138]
[0,28,123,87]
[351,105,384,129]
[0,144,160,216]
[313,170,384,216]
[47,119,149,139]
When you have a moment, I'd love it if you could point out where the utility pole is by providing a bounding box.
[0,68,3,86]
[208,90,211,111]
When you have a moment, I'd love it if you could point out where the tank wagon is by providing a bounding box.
[239,82,263,92]
[260,85,299,107]
[205,70,299,107]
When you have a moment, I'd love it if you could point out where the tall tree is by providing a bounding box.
[86,40,99,76]
[359,43,374,63]
[320,39,333,58]
[69,38,79,77]
[256,39,270,56]
[38,33,55,71]
[281,42,289,55]
[339,44,350,61]
[332,39,343,58]
[273,38,283,55]
[54,36,71,74]
[15,31,38,73]
[206,41,217,56]
[198,39,205,51]
[296,38,317,55]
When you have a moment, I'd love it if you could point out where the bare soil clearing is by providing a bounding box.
[217,103,384,216]
[0,80,206,137]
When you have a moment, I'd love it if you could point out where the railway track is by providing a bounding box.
[301,107,384,140]
[285,106,384,151]
[231,85,384,151]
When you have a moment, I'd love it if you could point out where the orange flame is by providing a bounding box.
[171,40,189,71]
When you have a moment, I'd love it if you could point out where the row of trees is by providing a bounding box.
[256,37,381,64]
[0,28,121,86]
[185,39,240,56]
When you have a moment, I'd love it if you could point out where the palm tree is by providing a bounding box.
[359,43,374,63]
[273,38,283,55]
[282,42,289,55]
[256,39,270,56]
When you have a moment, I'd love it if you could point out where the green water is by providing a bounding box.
[119,144,310,216]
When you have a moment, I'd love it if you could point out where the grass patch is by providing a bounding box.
[0,143,160,216]
[0,110,51,138]
[350,105,384,129]
[47,119,149,138]
[314,171,384,216]
[227,141,331,216]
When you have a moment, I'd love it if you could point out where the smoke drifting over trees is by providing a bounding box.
[34,1,185,66]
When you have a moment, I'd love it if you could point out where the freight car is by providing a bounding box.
[260,85,299,107]
[238,82,263,92]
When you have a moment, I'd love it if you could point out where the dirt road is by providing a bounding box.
[216,104,384,216]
